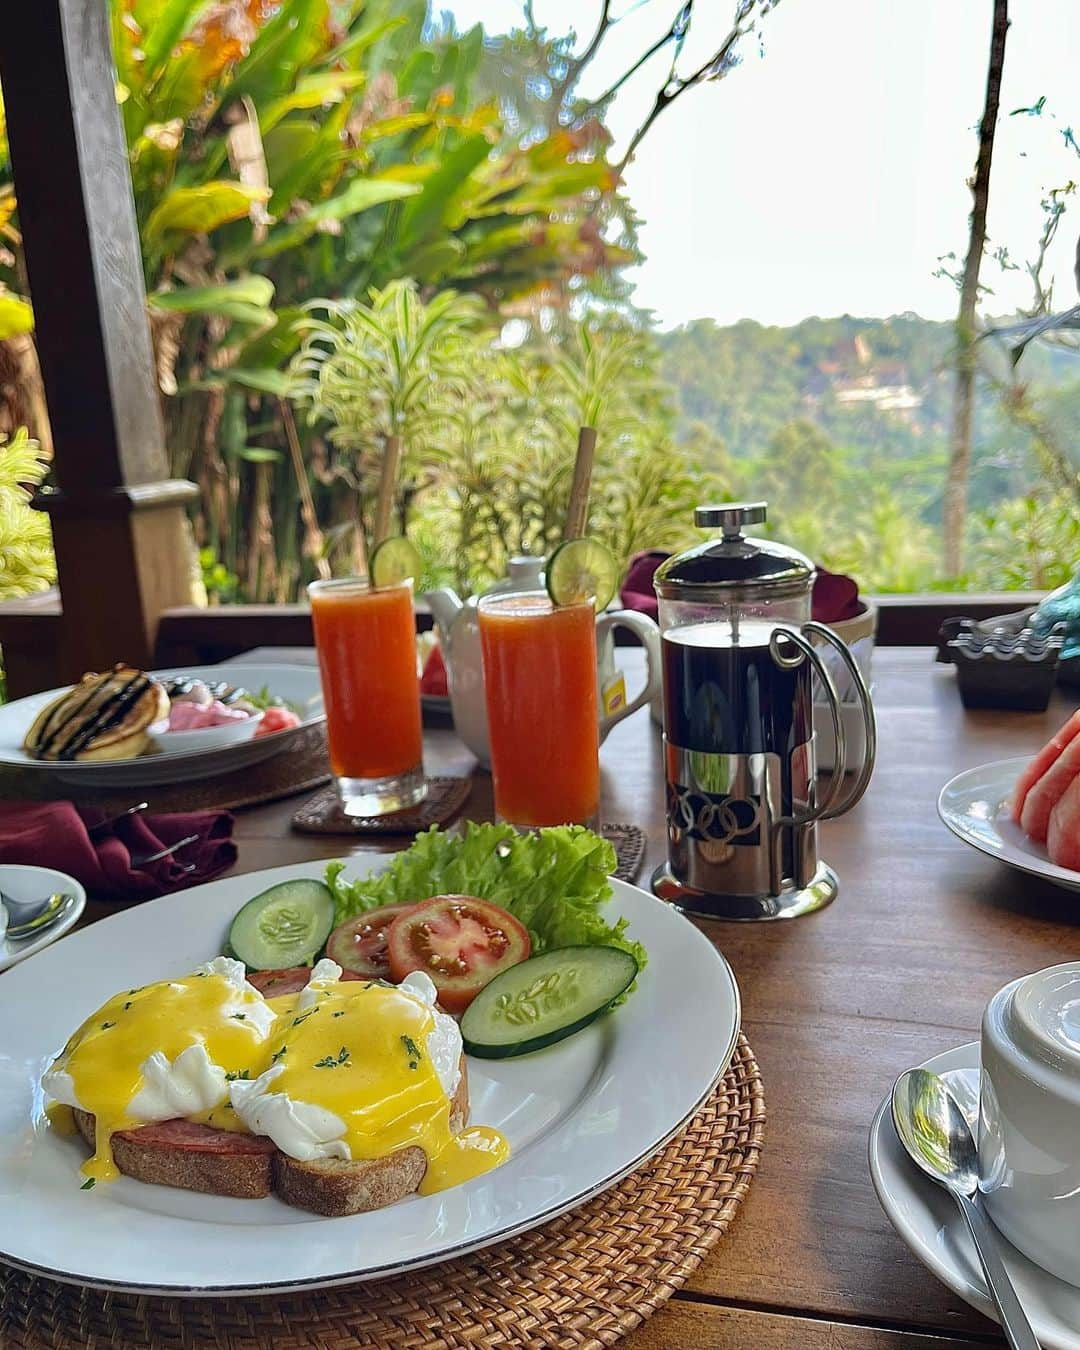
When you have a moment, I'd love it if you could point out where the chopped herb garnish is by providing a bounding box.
[225,1069,251,1082]
[314,1046,351,1069]
[100,1021,115,1030]
[271,1046,287,1063]
[401,1034,422,1069]
[80,1178,95,1190]
[292,1010,315,1027]
[332,1010,345,1018]
[231,1013,247,1021]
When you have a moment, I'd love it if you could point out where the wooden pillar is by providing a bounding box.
[0,0,198,686]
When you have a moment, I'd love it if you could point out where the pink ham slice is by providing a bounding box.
[1048,771,1080,871]
[247,966,363,998]
[115,1118,277,1154]
[1021,732,1080,844]
[1012,709,1080,824]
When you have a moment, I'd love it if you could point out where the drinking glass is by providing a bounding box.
[478,590,600,828]
[308,577,425,816]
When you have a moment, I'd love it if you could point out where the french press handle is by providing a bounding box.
[769,621,877,826]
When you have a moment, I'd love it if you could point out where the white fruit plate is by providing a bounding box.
[0,664,324,786]
[938,756,1080,894]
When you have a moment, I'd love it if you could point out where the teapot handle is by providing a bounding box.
[596,610,662,741]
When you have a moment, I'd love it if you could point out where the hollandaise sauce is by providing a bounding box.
[54,973,271,1181]
[265,983,508,1193]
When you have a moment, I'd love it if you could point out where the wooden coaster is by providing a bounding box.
[292,777,473,835]
[0,1036,764,1350]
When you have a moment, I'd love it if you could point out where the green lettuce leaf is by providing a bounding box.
[324,823,646,974]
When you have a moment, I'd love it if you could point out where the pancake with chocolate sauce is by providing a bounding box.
[23,666,169,761]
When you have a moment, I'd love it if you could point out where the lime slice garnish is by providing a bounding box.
[369,535,422,587]
[546,538,619,612]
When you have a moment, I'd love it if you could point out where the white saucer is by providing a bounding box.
[938,757,1080,894]
[0,865,86,973]
[869,1041,1080,1349]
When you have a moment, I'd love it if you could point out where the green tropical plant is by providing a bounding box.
[968,493,1080,591]
[0,0,634,601]
[0,428,53,600]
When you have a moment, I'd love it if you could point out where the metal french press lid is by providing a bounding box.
[653,502,815,603]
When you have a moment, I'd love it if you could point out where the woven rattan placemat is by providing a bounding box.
[0,726,333,813]
[0,1036,763,1350]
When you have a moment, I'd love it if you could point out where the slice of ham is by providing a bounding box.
[247,966,363,998]
[115,1117,277,1154]
[1021,732,1080,844]
[1013,710,1080,824]
[1048,772,1080,871]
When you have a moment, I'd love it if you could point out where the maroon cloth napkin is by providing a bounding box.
[619,549,669,621]
[812,568,864,624]
[0,801,237,902]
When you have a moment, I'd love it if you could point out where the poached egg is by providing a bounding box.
[43,957,508,1194]
[43,957,276,1182]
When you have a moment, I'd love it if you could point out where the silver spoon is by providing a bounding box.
[2,891,77,941]
[892,1068,1040,1350]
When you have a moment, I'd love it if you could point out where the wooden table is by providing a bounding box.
[70,649,1080,1344]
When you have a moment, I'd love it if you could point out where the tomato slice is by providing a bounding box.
[325,903,419,978]
[386,895,531,1013]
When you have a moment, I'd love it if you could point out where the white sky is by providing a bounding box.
[440,0,1080,328]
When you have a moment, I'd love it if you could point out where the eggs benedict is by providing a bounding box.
[42,958,508,1213]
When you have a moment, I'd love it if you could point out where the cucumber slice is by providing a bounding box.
[228,880,336,970]
[461,946,638,1059]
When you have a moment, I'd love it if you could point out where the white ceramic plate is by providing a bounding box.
[869,1042,1080,1350]
[0,664,325,787]
[0,865,86,973]
[938,756,1080,894]
[0,862,739,1296]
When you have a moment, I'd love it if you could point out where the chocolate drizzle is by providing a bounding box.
[29,667,158,760]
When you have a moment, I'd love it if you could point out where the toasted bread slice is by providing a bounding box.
[23,666,168,762]
[73,1110,276,1199]
[71,1059,469,1214]
[272,1064,469,1216]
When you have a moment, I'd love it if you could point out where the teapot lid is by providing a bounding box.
[654,502,815,601]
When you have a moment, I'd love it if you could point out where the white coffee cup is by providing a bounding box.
[979,962,1080,1285]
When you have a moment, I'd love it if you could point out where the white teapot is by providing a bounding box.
[425,557,661,769]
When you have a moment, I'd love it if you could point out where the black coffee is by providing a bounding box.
[661,619,812,756]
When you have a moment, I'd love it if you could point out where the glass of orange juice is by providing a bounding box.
[478,590,600,829]
[308,577,425,816]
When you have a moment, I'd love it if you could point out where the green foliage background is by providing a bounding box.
[0,0,1075,604]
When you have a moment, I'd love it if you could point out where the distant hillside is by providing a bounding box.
[656,314,1080,516]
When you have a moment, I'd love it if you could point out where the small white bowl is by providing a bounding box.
[0,864,87,972]
[979,963,1080,1286]
[150,708,264,757]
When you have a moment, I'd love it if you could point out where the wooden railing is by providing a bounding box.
[0,590,1045,699]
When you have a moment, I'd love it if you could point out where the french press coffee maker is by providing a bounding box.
[651,503,876,920]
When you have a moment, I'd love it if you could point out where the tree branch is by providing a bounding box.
[549,0,615,118]
[616,2,755,174]
[943,0,1010,576]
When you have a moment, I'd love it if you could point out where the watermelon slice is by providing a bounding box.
[1048,771,1080,871]
[420,642,448,698]
[1012,709,1080,825]
[1021,732,1080,844]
